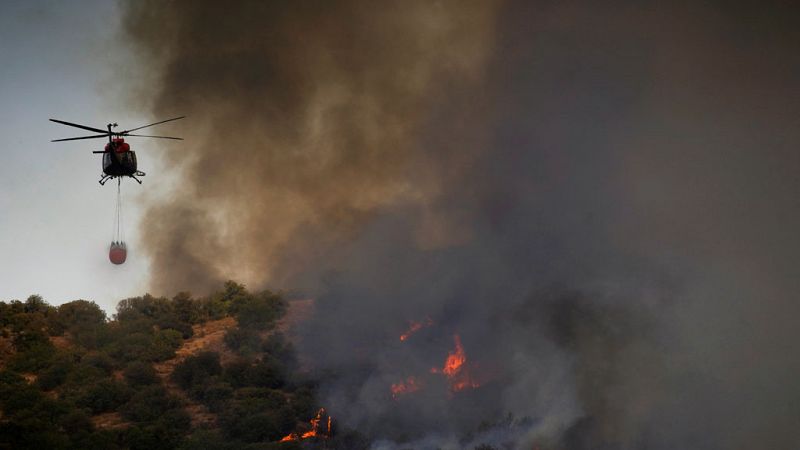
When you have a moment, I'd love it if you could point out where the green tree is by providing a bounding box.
[76,378,131,413]
[218,388,295,443]
[54,299,107,347]
[236,290,286,331]
[262,332,296,366]
[172,351,222,390]
[82,351,116,375]
[24,294,50,314]
[148,329,183,361]
[105,331,153,363]
[215,281,250,313]
[8,326,55,372]
[121,385,183,423]
[195,379,233,412]
[115,294,172,321]
[172,291,202,324]
[124,361,159,387]
[36,353,76,390]
[224,327,261,354]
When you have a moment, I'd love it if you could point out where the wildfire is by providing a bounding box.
[279,408,332,442]
[431,334,480,392]
[391,376,423,398]
[439,334,466,376]
[391,333,481,399]
[399,317,434,341]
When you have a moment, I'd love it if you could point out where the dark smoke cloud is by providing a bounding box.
[125,0,499,293]
[124,1,800,448]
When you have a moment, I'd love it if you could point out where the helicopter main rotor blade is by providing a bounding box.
[52,134,110,142]
[50,119,109,134]
[122,116,186,134]
[124,134,183,140]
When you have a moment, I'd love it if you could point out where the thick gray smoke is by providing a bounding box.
[124,1,800,448]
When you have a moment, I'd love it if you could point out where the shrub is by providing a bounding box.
[195,379,233,412]
[53,300,111,349]
[261,333,295,366]
[82,351,116,375]
[59,408,94,436]
[36,356,74,390]
[235,291,286,331]
[289,386,316,419]
[77,379,131,414]
[105,332,152,363]
[172,351,222,391]
[177,429,238,450]
[115,294,172,321]
[148,329,183,361]
[124,361,159,387]
[121,385,183,423]
[63,361,107,388]
[157,318,194,339]
[8,338,55,372]
[125,422,187,450]
[172,292,203,325]
[247,358,285,389]
[223,327,261,354]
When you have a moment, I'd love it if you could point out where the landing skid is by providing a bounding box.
[99,171,146,185]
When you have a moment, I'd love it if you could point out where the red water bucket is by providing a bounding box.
[109,242,127,265]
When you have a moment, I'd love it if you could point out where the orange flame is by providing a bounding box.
[279,408,332,442]
[389,333,481,398]
[391,376,423,398]
[400,317,433,341]
[442,334,466,376]
[432,334,480,392]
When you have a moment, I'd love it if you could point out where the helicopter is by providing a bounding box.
[50,116,184,265]
[50,116,185,185]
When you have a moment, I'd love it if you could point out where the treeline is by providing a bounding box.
[0,281,329,450]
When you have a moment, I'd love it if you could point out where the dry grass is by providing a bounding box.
[50,335,71,350]
[92,411,128,430]
[152,316,238,428]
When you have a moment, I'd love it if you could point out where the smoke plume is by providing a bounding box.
[124,1,800,448]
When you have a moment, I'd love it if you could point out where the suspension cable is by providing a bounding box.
[118,178,124,243]
[111,178,125,244]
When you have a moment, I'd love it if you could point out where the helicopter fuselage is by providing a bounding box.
[97,138,144,184]
[102,138,137,176]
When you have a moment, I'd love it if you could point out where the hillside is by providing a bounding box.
[0,282,348,450]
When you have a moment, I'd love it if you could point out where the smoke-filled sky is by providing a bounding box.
[5,0,800,448]
[123,1,800,448]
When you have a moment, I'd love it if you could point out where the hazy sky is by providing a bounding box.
[0,0,167,314]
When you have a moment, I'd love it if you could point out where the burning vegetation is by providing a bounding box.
[390,376,423,399]
[393,326,482,400]
[280,407,333,442]
[399,317,433,341]
[432,334,480,393]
